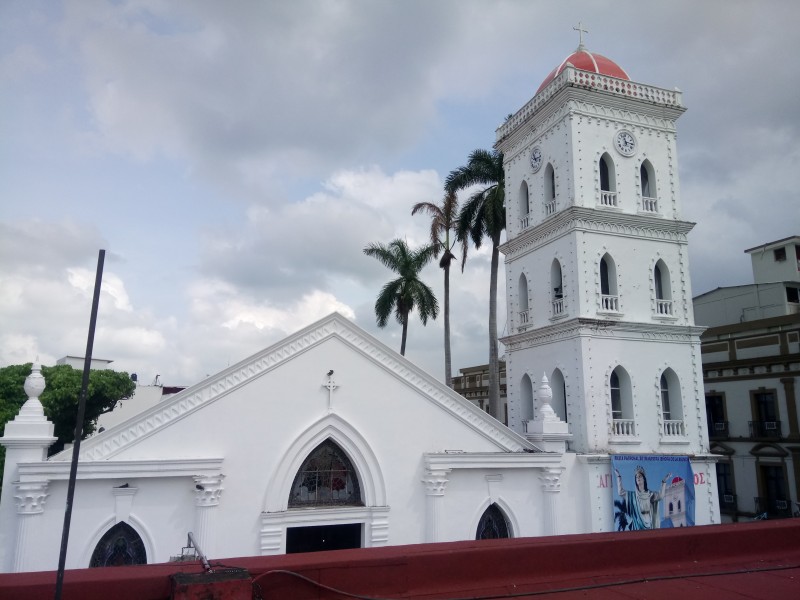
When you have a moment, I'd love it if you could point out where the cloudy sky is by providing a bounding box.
[1,0,798,386]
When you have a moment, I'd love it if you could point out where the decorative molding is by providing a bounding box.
[58,314,531,461]
[501,207,695,260]
[17,458,224,482]
[193,474,225,507]
[422,469,450,496]
[538,467,564,493]
[424,452,562,471]
[14,480,49,515]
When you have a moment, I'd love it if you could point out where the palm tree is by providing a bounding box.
[445,149,506,420]
[412,191,459,387]
[363,239,439,356]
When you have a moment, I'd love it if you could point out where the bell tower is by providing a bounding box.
[497,34,709,457]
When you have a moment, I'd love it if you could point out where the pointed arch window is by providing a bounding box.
[289,440,363,507]
[544,164,556,216]
[518,273,530,331]
[518,180,530,230]
[476,503,510,540]
[551,259,565,317]
[660,369,685,437]
[640,160,658,212]
[654,260,673,316]
[89,522,147,568]
[610,367,635,438]
[599,154,618,207]
[599,254,619,312]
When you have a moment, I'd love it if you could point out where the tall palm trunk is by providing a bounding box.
[443,261,452,387]
[400,312,409,356]
[488,232,501,421]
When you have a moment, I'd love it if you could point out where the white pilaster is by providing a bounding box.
[12,480,49,573]
[422,469,450,543]
[525,375,571,452]
[538,467,563,536]
[192,474,225,559]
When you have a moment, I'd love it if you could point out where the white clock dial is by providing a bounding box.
[529,147,543,172]
[614,130,636,156]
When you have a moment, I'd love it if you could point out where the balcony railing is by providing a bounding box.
[662,420,685,437]
[519,214,530,231]
[600,294,619,312]
[544,200,556,216]
[719,493,737,514]
[518,309,529,332]
[755,496,793,519]
[640,196,658,213]
[655,299,673,315]
[709,421,729,438]
[749,420,782,438]
[611,419,635,437]
[552,297,564,316]
[599,190,618,207]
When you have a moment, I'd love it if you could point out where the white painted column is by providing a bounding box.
[192,475,224,559]
[538,467,563,536]
[422,469,450,543]
[13,480,49,572]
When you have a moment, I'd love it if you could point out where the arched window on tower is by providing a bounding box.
[544,163,556,216]
[610,367,635,437]
[518,180,530,231]
[599,254,619,312]
[660,369,685,437]
[551,259,564,317]
[550,368,567,422]
[518,272,530,331]
[599,153,617,207]
[89,522,147,568]
[289,440,363,507]
[640,160,658,213]
[476,503,511,539]
[654,260,673,316]
[520,373,534,423]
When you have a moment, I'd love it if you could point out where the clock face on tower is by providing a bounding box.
[614,130,637,157]
[529,146,543,172]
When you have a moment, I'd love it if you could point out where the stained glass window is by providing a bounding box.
[89,522,147,568]
[289,440,362,507]
[476,503,510,540]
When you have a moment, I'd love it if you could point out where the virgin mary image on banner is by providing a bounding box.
[611,455,695,531]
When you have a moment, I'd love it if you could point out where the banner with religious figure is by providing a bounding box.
[611,455,694,531]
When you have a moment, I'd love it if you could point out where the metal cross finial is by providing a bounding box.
[573,21,589,49]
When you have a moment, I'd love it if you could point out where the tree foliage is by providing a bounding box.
[363,239,439,356]
[445,148,506,419]
[412,191,460,387]
[0,363,136,457]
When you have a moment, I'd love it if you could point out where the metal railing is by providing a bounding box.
[755,496,792,519]
[749,420,782,438]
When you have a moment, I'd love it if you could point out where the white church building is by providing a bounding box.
[0,40,720,573]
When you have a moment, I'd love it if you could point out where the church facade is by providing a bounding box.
[0,41,720,573]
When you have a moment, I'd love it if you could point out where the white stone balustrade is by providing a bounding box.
[612,419,636,437]
[600,294,619,312]
[655,299,673,315]
[641,196,658,213]
[663,420,685,437]
[599,191,617,207]
[545,200,556,216]
[552,298,564,316]
[519,214,530,231]
[518,310,529,331]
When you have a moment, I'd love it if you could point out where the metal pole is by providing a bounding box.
[54,249,105,600]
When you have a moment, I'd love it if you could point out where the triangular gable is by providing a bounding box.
[58,312,534,461]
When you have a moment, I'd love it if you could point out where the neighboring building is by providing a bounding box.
[451,361,507,423]
[694,236,800,521]
[96,383,186,433]
[0,38,721,574]
[56,356,114,370]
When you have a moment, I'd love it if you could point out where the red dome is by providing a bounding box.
[536,46,630,94]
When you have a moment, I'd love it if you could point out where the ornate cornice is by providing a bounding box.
[501,206,695,260]
[501,318,705,351]
[497,66,684,149]
[17,458,224,481]
[61,313,531,461]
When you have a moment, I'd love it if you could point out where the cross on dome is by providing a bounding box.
[573,21,589,50]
